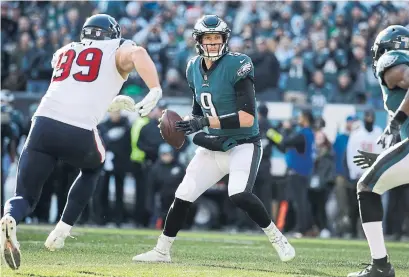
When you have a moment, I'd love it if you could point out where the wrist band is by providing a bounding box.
[219,113,240,129]
[393,110,408,124]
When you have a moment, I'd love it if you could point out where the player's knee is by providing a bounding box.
[357,191,383,223]
[171,197,193,213]
[175,178,197,202]
[229,192,254,209]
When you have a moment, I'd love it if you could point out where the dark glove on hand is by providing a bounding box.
[353,150,379,169]
[175,117,210,135]
[377,119,400,149]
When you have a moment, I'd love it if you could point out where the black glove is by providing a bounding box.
[377,119,400,149]
[175,117,210,135]
[193,132,237,152]
[353,150,379,169]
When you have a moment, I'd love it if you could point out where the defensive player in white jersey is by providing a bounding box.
[0,14,162,270]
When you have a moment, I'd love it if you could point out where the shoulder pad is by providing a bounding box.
[186,56,199,72]
[376,51,400,77]
[234,54,253,78]
[119,39,136,47]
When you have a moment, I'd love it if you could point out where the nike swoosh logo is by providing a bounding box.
[240,59,245,63]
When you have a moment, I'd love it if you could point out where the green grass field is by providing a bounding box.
[1,225,408,277]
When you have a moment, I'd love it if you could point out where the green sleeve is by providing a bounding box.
[376,51,409,85]
[186,57,195,89]
[230,54,255,84]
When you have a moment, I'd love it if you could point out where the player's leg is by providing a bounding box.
[45,167,101,251]
[45,128,105,251]
[1,120,58,269]
[227,142,295,262]
[348,139,409,277]
[132,147,227,262]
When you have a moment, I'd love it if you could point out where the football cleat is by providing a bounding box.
[132,248,171,263]
[1,215,21,270]
[348,262,395,277]
[44,229,72,251]
[270,234,296,262]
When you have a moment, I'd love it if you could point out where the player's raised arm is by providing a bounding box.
[116,42,162,116]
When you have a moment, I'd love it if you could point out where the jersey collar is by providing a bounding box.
[199,53,227,79]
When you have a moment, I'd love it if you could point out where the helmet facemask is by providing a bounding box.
[196,33,228,61]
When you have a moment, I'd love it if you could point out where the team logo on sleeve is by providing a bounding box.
[377,54,398,74]
[237,62,252,77]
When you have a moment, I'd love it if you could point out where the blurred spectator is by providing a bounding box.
[1,92,20,214]
[385,184,409,241]
[145,143,185,229]
[65,8,81,39]
[307,70,334,107]
[26,33,53,93]
[162,68,190,97]
[130,113,149,227]
[282,48,309,104]
[332,115,357,236]
[250,37,280,101]
[267,109,315,236]
[1,3,18,43]
[309,130,335,237]
[2,64,27,91]
[331,71,358,104]
[346,109,383,238]
[134,101,167,226]
[314,38,348,84]
[175,29,196,77]
[97,111,131,227]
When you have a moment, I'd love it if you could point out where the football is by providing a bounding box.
[159,109,185,149]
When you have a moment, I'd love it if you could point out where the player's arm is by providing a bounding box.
[207,77,255,129]
[384,64,409,116]
[377,64,409,148]
[116,41,162,116]
[116,42,160,88]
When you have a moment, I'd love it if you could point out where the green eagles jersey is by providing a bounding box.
[376,50,409,115]
[186,52,259,140]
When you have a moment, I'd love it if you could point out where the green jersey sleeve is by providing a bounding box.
[376,50,409,85]
[229,53,255,84]
[185,56,196,89]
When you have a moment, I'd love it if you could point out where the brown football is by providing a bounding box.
[159,109,185,149]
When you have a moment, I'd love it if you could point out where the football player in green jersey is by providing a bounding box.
[348,25,409,277]
[132,15,295,263]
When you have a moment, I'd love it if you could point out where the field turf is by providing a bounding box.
[1,225,408,277]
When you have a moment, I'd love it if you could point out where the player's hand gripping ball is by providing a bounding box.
[159,109,185,149]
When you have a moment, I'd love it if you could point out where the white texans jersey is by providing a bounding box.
[35,38,132,130]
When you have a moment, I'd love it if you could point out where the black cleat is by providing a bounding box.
[347,262,395,277]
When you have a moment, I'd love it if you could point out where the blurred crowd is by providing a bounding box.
[2,1,409,106]
[2,1,409,239]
